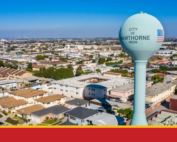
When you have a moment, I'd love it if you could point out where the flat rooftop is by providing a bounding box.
[111,81,153,92]
[0,80,18,85]
[52,73,133,89]
[146,83,176,97]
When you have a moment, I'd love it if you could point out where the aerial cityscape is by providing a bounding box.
[0,0,177,126]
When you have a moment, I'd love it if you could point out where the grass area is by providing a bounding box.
[5,117,18,125]
[12,116,20,120]
[51,121,62,125]
[42,120,56,124]
[37,124,48,126]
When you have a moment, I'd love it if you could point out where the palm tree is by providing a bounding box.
[1,88,5,97]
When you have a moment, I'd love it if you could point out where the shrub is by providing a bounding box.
[45,116,49,121]
[23,117,27,121]
[6,117,18,125]
[0,114,3,118]
[3,111,8,116]
[54,117,58,121]
[15,114,17,117]
[8,110,11,114]
[18,119,24,124]
[29,124,33,126]
[50,117,53,120]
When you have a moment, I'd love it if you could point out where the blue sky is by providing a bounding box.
[0,0,176,38]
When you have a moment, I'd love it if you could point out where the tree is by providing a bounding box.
[59,58,67,62]
[26,68,32,72]
[92,59,95,63]
[67,64,74,71]
[159,65,168,71]
[0,60,4,67]
[96,69,101,73]
[36,55,45,60]
[98,58,105,64]
[151,75,163,84]
[76,65,83,76]
[121,73,129,77]
[33,70,42,77]
[43,67,55,78]
[1,87,5,97]
[106,57,112,62]
[27,63,32,70]
[49,57,52,61]
[53,68,74,80]
[89,55,93,59]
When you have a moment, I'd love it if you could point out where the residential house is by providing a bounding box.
[9,89,48,106]
[0,97,28,112]
[65,98,89,109]
[31,105,70,123]
[65,107,99,125]
[34,94,66,108]
[17,104,44,119]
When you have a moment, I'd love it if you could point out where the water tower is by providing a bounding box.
[119,11,164,125]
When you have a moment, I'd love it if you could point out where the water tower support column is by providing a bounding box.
[130,60,148,125]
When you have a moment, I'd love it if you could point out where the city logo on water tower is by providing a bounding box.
[157,29,164,43]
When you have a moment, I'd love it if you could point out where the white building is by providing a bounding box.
[52,73,133,99]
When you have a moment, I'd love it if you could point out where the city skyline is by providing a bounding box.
[0,0,177,38]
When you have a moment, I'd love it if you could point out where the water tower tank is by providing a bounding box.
[119,12,164,125]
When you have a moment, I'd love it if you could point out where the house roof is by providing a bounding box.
[0,97,28,109]
[103,72,121,76]
[10,89,47,98]
[16,104,44,115]
[35,94,66,104]
[31,105,70,117]
[65,98,89,106]
[88,112,119,125]
[59,121,77,125]
[65,107,99,119]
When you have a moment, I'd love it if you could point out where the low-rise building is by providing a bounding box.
[9,89,48,106]
[0,67,33,80]
[0,97,28,112]
[146,83,176,105]
[65,107,99,125]
[16,104,44,119]
[109,81,153,102]
[52,73,133,99]
[34,94,66,108]
[65,98,89,109]
[31,105,70,123]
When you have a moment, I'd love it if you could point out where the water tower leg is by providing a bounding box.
[130,60,148,125]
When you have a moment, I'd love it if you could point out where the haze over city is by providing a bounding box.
[0,0,177,38]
